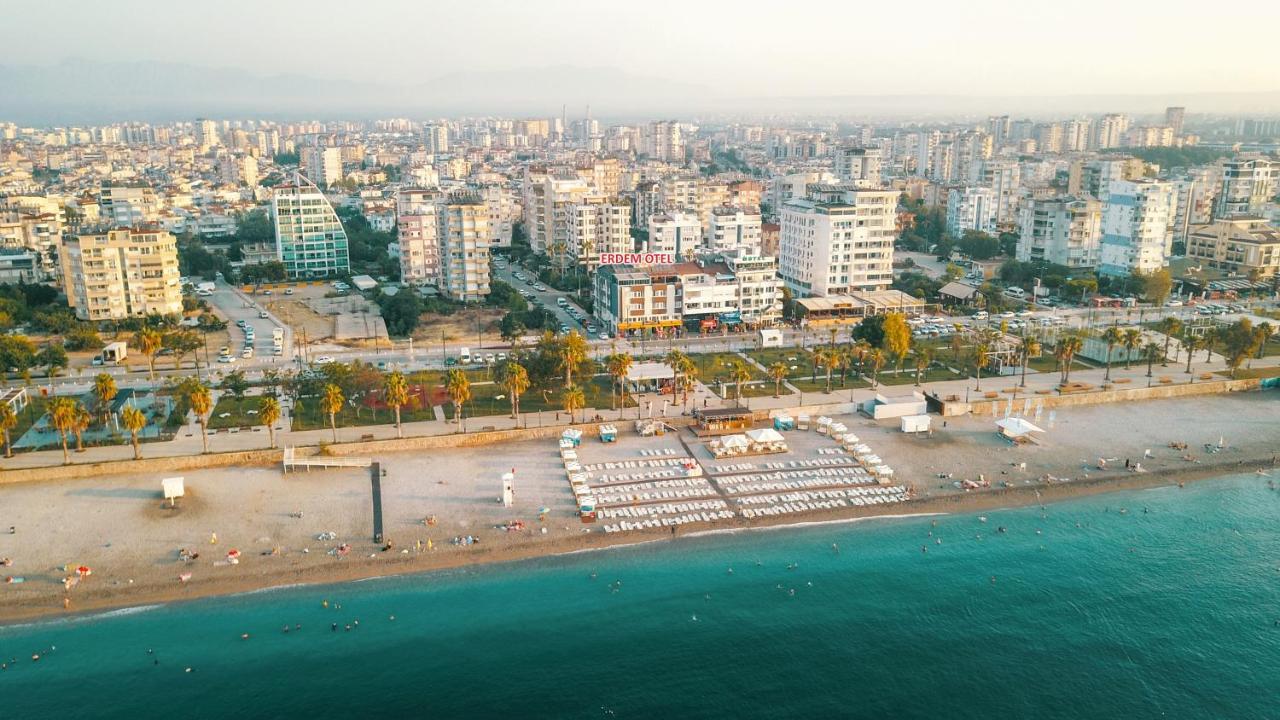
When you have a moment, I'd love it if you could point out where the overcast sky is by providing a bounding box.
[4,0,1278,98]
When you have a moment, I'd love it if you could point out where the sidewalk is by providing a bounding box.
[2,344,1275,472]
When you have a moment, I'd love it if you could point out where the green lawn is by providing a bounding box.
[1216,365,1280,380]
[208,396,268,429]
[8,396,50,442]
[876,365,969,386]
[452,374,629,420]
[291,395,439,431]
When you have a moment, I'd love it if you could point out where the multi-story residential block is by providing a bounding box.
[1186,216,1280,279]
[195,119,219,153]
[769,172,836,216]
[970,158,1021,224]
[722,250,783,327]
[567,197,632,270]
[436,195,490,302]
[424,123,449,155]
[946,187,998,236]
[0,206,62,276]
[778,185,897,297]
[1216,156,1280,217]
[646,121,684,162]
[660,175,698,212]
[525,172,591,255]
[593,263,681,337]
[396,187,443,284]
[1165,107,1186,136]
[631,180,661,230]
[836,147,882,187]
[304,147,343,188]
[1093,113,1129,149]
[1016,196,1102,268]
[647,212,702,258]
[271,181,351,278]
[100,186,160,227]
[59,228,183,321]
[706,206,762,255]
[1099,179,1177,277]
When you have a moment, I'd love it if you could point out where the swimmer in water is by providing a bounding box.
[832,543,840,554]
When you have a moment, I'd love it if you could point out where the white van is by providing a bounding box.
[973,311,989,320]
[1003,287,1026,299]
[459,347,471,364]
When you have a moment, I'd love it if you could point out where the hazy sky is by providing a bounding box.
[4,0,1279,97]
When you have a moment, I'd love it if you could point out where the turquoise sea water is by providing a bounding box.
[3,474,1279,719]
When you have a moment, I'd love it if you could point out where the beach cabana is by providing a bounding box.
[797,413,810,431]
[996,417,1045,441]
[829,422,848,441]
[562,428,583,447]
[598,424,617,443]
[816,416,832,435]
[745,428,788,453]
[772,414,795,431]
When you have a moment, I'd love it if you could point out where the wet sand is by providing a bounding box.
[1,393,1276,624]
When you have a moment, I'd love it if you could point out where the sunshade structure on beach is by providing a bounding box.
[996,417,1045,440]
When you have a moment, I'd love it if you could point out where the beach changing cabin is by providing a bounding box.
[598,424,617,443]
[773,413,795,431]
[561,428,583,447]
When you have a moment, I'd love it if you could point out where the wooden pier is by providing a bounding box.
[282,447,373,473]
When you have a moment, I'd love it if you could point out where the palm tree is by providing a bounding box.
[1055,334,1083,384]
[914,348,934,387]
[1143,342,1163,378]
[134,328,163,381]
[258,396,281,449]
[1182,332,1200,374]
[383,371,409,438]
[1201,327,1217,362]
[446,369,471,432]
[184,380,213,454]
[121,405,146,460]
[1019,336,1041,387]
[1121,328,1142,370]
[559,331,589,388]
[48,397,78,464]
[676,354,697,406]
[72,404,91,453]
[0,403,17,458]
[728,359,752,404]
[1101,326,1123,381]
[813,347,835,393]
[852,340,871,381]
[1255,322,1274,360]
[973,342,990,391]
[768,362,788,398]
[93,372,118,425]
[501,361,530,420]
[867,349,886,389]
[664,349,688,403]
[605,352,633,411]
[1157,317,1182,365]
[321,383,345,443]
[561,383,585,423]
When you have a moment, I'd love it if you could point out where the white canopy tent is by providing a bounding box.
[996,417,1045,439]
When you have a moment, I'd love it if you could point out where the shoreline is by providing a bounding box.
[3,454,1273,627]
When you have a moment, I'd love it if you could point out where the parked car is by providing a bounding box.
[314,356,335,365]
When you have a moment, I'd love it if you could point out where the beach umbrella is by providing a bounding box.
[226,549,241,560]
[178,573,192,583]
[76,566,92,577]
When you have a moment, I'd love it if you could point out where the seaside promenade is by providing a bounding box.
[0,338,1275,473]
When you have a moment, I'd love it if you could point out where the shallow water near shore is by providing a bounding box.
[4,473,1279,719]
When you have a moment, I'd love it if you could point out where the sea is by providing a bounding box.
[3,473,1279,719]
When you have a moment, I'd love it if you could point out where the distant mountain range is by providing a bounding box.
[3,59,1279,125]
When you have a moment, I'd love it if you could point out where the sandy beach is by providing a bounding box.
[1,392,1276,624]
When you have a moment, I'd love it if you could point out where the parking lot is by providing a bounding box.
[491,257,603,339]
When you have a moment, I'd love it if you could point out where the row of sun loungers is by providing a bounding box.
[598,499,728,519]
[602,510,737,533]
[583,457,691,473]
[638,448,679,456]
[723,476,877,495]
[594,483,719,505]
[738,486,909,517]
[817,448,848,455]
[594,469,681,484]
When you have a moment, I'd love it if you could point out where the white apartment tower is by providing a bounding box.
[305,147,343,188]
[647,121,684,163]
[59,228,183,321]
[1016,197,1102,268]
[836,147,883,187]
[1216,156,1279,217]
[647,212,702,258]
[436,195,490,302]
[424,123,449,155]
[946,187,998,236]
[1099,179,1177,277]
[778,185,897,297]
[568,198,633,270]
[707,206,762,255]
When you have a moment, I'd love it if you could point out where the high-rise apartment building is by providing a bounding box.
[836,146,883,187]
[1016,197,1102,268]
[778,185,897,297]
[647,212,702,258]
[946,187,998,236]
[525,172,591,255]
[59,228,183,321]
[647,121,684,163]
[436,195,490,302]
[970,158,1022,224]
[424,123,449,154]
[567,197,632,270]
[195,118,219,153]
[1216,156,1280,217]
[305,147,343,188]
[396,187,444,284]
[707,206,762,255]
[1094,114,1130,150]
[1165,107,1186,136]
[100,186,160,227]
[271,181,351,278]
[1099,179,1177,277]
